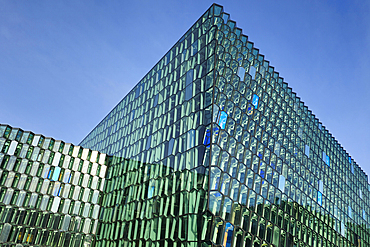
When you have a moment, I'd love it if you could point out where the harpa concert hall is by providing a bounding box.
[0,3,369,247]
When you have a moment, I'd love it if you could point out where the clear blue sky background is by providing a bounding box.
[1,1,369,177]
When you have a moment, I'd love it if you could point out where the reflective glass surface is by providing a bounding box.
[1,3,369,247]
[79,4,370,247]
[0,124,107,246]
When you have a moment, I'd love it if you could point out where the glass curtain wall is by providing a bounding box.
[208,5,370,247]
[78,4,370,247]
[80,4,220,247]
[0,124,108,246]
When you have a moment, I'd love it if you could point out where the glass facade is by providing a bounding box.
[0,124,108,246]
[1,3,369,247]
[80,4,370,247]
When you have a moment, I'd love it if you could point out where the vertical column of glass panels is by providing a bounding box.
[0,124,107,246]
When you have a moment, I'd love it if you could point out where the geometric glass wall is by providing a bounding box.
[1,4,369,247]
[80,4,370,247]
[79,4,370,247]
[80,4,218,246]
[0,124,108,247]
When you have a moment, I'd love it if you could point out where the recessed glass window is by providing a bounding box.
[51,167,61,181]
[218,111,228,129]
[317,191,322,206]
[249,66,256,79]
[252,94,259,109]
[237,67,245,81]
[204,129,211,146]
[304,145,310,157]
[278,175,285,192]
[363,209,366,220]
[322,152,330,166]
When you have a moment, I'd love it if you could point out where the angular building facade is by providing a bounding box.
[0,124,108,246]
[1,3,369,247]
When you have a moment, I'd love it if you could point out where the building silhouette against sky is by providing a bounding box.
[0,4,369,247]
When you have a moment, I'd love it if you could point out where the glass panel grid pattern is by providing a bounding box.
[207,5,370,247]
[80,4,218,246]
[1,3,368,247]
[0,124,108,246]
[79,4,370,247]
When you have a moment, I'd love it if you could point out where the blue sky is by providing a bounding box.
[1,1,370,177]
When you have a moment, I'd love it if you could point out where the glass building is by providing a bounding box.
[1,3,370,247]
[0,124,108,246]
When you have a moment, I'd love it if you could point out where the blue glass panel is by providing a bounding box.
[51,167,61,181]
[326,155,330,167]
[349,206,352,218]
[168,138,174,156]
[47,169,52,179]
[317,191,322,206]
[204,129,211,146]
[185,84,193,101]
[154,94,158,107]
[148,186,154,199]
[278,175,285,192]
[252,94,259,109]
[146,135,152,150]
[363,209,366,220]
[237,67,245,81]
[249,66,256,79]
[304,145,310,157]
[218,111,228,129]
[351,164,354,174]
[322,152,330,166]
[260,169,265,178]
[222,13,229,24]
[271,162,276,170]
[247,105,253,115]
[224,222,234,247]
